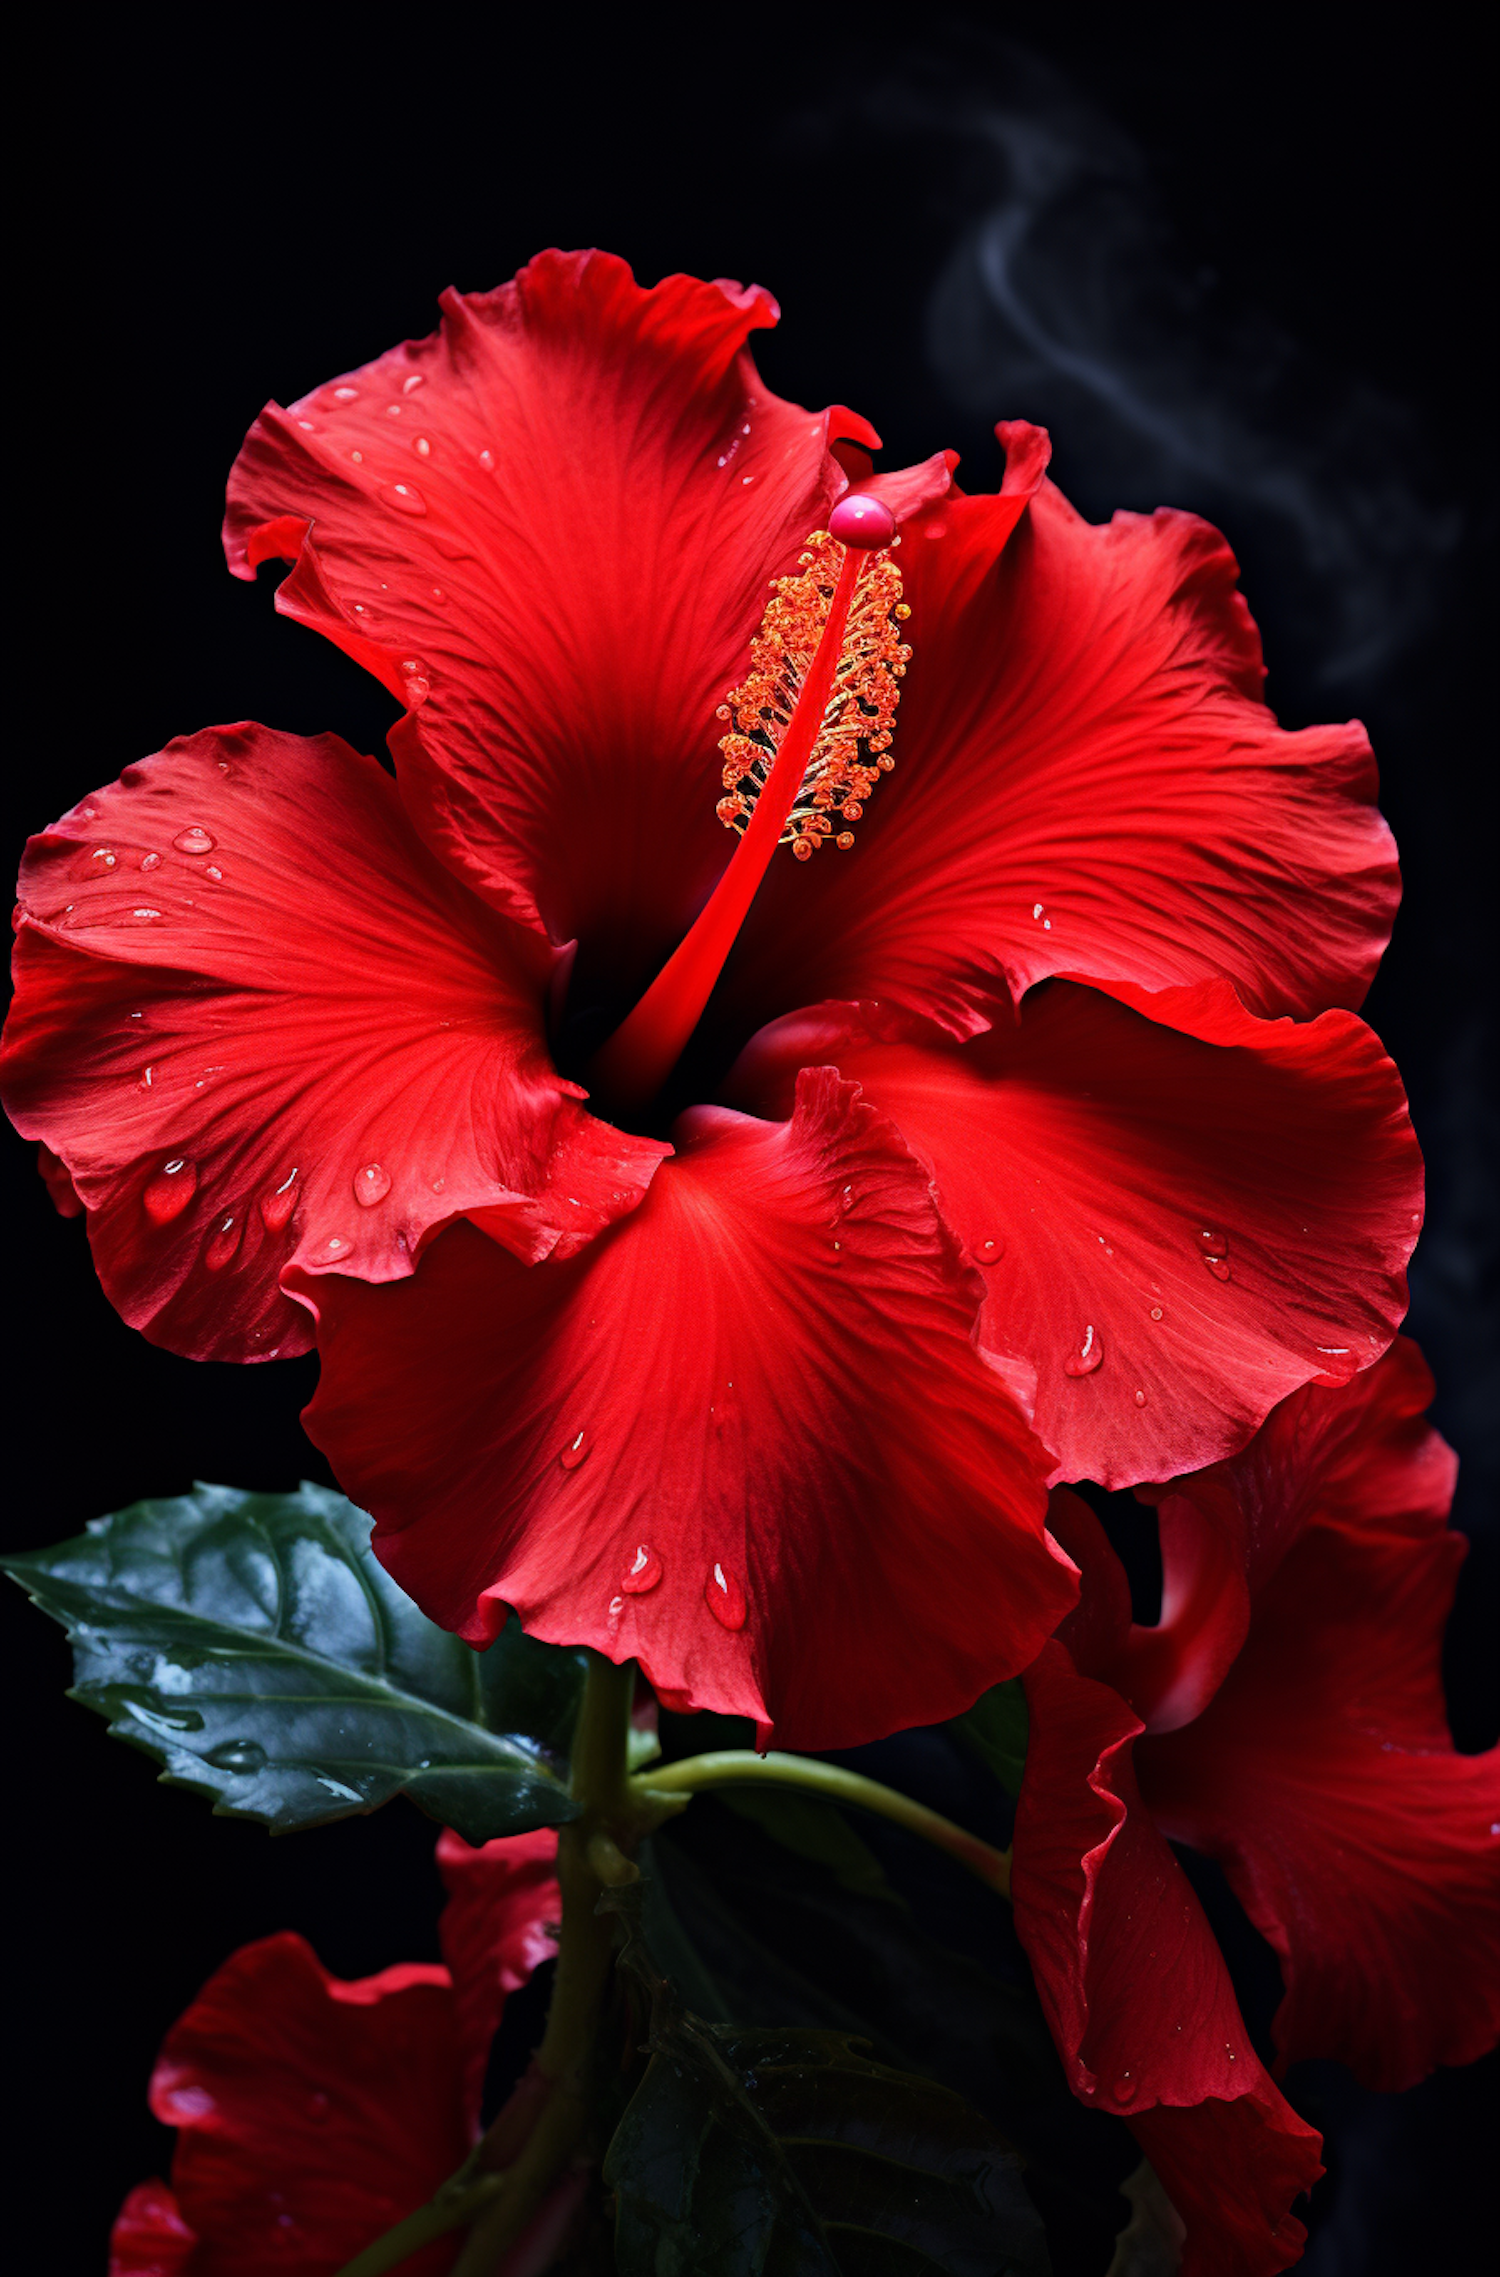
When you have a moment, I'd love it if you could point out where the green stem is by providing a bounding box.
[335,1652,640,2277]
[333,2175,506,2277]
[635,1748,1012,1900]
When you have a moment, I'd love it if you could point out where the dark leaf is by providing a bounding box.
[953,1682,1029,1800]
[605,1890,1051,2277]
[1,1481,582,1840]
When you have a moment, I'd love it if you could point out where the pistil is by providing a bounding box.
[587,493,906,1116]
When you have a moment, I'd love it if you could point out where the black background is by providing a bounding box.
[5,7,1494,2269]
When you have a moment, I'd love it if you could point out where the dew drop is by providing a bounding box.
[706,1562,748,1630]
[172,826,216,855]
[1114,2072,1136,2102]
[137,1066,155,1090]
[1203,1255,1231,1282]
[413,435,431,456]
[131,907,162,921]
[140,851,162,871]
[205,1738,266,1773]
[90,846,117,869]
[333,385,359,401]
[1196,1227,1227,1253]
[402,371,425,394]
[608,1595,625,1616]
[204,1212,242,1271]
[559,1429,591,1472]
[620,1543,662,1595]
[259,1168,300,1231]
[203,865,224,882]
[1063,1325,1103,1377]
[353,1162,392,1206]
[382,481,428,515]
[973,1236,1004,1266]
[478,447,495,471]
[324,1235,351,1257]
[1150,1305,1163,1320]
[143,1158,198,1223]
[1134,1388,1148,1407]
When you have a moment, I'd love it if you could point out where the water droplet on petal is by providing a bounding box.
[353,1162,392,1206]
[203,865,224,882]
[1196,1227,1226,1252]
[402,372,425,394]
[172,826,216,855]
[973,1236,1004,1266]
[204,1212,242,1270]
[382,481,428,515]
[478,447,495,471]
[1063,1325,1103,1377]
[706,1562,747,1630]
[1114,2072,1136,2102]
[1203,1255,1231,1281]
[413,435,431,457]
[90,846,117,869]
[559,1430,590,1471]
[143,1158,198,1223]
[1150,1305,1163,1320]
[1133,1388,1148,1406]
[205,1738,266,1772]
[333,385,359,401]
[140,851,161,871]
[620,1543,662,1594]
[324,1235,350,1257]
[131,907,162,922]
[137,1065,156,1090]
[260,1169,300,1231]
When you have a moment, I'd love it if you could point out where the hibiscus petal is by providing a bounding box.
[727,980,1420,1489]
[1012,1641,1322,2277]
[726,450,1396,1038]
[1137,1365,1500,2089]
[1131,1337,1457,1730]
[1,724,665,1361]
[437,1826,562,2128]
[150,1933,467,2275]
[224,248,952,1018]
[293,1067,1075,1749]
[109,2182,197,2276]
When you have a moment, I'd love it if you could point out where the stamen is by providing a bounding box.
[587,496,910,1114]
[716,522,909,862]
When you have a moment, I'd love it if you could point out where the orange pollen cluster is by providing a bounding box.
[714,531,911,860]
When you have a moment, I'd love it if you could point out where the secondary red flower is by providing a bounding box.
[109,1830,561,2277]
[1010,1340,1500,2274]
[3,250,1417,1741]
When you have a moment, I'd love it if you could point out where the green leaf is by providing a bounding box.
[1,1481,583,1841]
[715,1788,904,1910]
[605,1891,1051,2277]
[953,1680,1029,1799]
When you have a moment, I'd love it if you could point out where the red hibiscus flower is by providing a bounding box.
[3,250,1419,1746]
[1009,1338,1500,2276]
[109,1829,561,2277]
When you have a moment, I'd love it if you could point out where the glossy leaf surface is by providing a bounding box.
[2,1482,583,1839]
[605,1890,1052,2276]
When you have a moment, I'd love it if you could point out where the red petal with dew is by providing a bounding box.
[727,447,1396,1039]
[149,1933,466,2276]
[224,248,951,1018]
[727,979,1419,1490]
[109,2182,197,2276]
[1,724,665,1361]
[1012,1641,1321,2277]
[437,1826,562,2128]
[1138,1357,1500,2089]
[294,1067,1074,1749]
